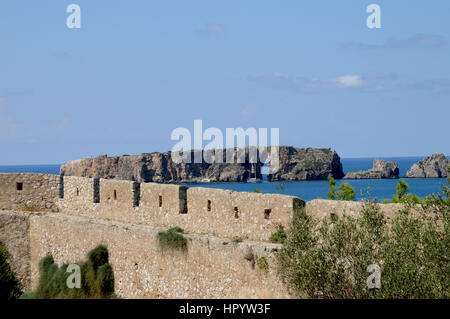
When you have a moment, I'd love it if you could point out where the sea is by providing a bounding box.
[0,156,448,202]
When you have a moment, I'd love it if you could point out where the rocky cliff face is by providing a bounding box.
[406,154,449,178]
[343,159,399,179]
[60,151,257,183]
[266,147,344,181]
[60,147,344,183]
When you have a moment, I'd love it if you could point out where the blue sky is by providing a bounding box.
[0,0,449,165]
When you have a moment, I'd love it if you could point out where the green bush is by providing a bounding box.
[337,182,356,201]
[277,192,449,299]
[276,182,286,193]
[256,257,269,272]
[22,245,116,299]
[157,227,188,252]
[20,203,39,212]
[270,229,287,244]
[327,178,355,201]
[0,242,22,299]
[327,177,337,200]
[391,180,421,204]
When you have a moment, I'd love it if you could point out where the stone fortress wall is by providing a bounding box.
[56,175,304,242]
[0,173,60,212]
[0,172,408,298]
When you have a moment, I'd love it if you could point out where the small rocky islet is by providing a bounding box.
[405,153,448,178]
[60,148,448,182]
[343,159,399,180]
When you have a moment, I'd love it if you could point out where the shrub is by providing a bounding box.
[22,245,116,299]
[270,229,287,244]
[0,242,22,299]
[327,177,337,200]
[276,183,286,193]
[327,178,355,201]
[337,182,356,201]
[20,203,39,212]
[157,227,187,252]
[256,257,269,272]
[391,180,421,204]
[231,237,244,243]
[277,197,449,298]
[254,189,262,193]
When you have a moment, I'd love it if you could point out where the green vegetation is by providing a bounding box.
[422,166,450,213]
[391,180,421,204]
[0,242,22,299]
[269,229,287,244]
[303,160,327,170]
[157,227,188,252]
[256,257,269,272]
[277,176,450,298]
[327,177,355,201]
[20,203,39,212]
[232,237,243,243]
[22,245,116,299]
[327,177,337,200]
[254,189,262,193]
[337,182,356,201]
[276,182,286,194]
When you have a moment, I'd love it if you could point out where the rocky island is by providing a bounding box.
[60,146,344,183]
[266,147,344,181]
[406,154,449,178]
[343,159,399,179]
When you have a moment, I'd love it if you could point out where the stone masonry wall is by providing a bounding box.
[0,173,60,211]
[58,177,304,242]
[186,188,304,241]
[306,199,407,221]
[0,211,31,291]
[28,212,289,299]
[0,173,415,299]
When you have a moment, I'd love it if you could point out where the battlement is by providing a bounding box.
[0,173,415,298]
[0,173,304,242]
[0,173,60,212]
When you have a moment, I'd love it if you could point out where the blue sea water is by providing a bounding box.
[183,157,449,202]
[0,164,60,175]
[0,157,448,202]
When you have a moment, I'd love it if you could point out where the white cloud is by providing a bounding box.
[334,75,366,88]
[249,73,369,91]
[249,72,450,94]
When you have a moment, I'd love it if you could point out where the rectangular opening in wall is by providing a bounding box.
[264,208,272,220]
[234,206,239,219]
[132,182,140,207]
[159,195,163,208]
[16,182,23,191]
[207,200,211,212]
[113,190,117,200]
[179,186,188,214]
[59,175,64,199]
[93,178,100,203]
[76,188,80,196]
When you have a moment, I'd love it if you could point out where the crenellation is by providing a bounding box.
[0,172,417,298]
[0,173,305,242]
[0,173,60,212]
[60,176,98,216]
